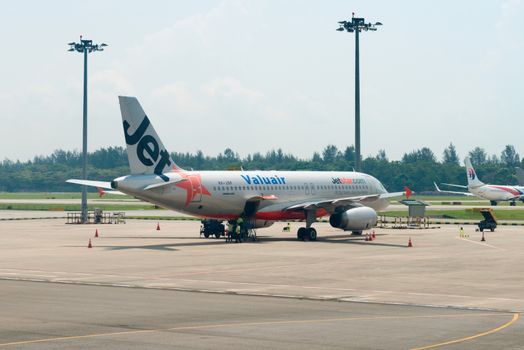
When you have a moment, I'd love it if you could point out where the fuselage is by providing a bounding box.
[114,170,391,221]
[469,184,524,201]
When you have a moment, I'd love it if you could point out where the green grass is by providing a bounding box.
[0,203,158,211]
[390,195,524,206]
[380,209,524,221]
[0,192,132,200]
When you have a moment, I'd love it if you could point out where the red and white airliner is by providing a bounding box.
[68,96,409,240]
[435,157,524,206]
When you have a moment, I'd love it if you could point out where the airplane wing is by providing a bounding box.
[284,189,411,212]
[247,194,279,201]
[434,182,475,196]
[441,182,468,189]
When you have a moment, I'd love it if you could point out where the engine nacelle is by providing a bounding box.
[329,207,378,231]
[249,220,274,229]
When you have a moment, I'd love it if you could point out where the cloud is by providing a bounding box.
[201,77,263,101]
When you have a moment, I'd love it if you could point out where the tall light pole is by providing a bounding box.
[68,37,107,223]
[337,14,381,172]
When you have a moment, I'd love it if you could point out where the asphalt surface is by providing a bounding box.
[1,218,524,349]
[0,280,521,350]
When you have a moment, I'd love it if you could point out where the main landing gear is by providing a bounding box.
[297,227,317,241]
[296,209,317,241]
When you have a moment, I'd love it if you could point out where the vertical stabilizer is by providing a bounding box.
[118,96,181,175]
[464,157,484,188]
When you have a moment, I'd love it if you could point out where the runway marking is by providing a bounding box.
[0,313,509,347]
[411,313,519,350]
[455,237,505,250]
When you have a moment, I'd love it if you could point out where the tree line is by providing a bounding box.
[0,144,522,192]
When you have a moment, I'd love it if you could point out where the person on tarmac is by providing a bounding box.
[227,220,235,242]
[235,221,241,243]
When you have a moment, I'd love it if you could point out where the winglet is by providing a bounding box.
[96,187,106,197]
[404,186,412,199]
[433,181,441,192]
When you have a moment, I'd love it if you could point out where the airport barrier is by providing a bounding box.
[66,211,125,224]
[378,216,437,229]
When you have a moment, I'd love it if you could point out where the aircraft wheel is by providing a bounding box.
[215,233,221,239]
[490,201,498,206]
[510,201,516,207]
[204,232,210,238]
[351,231,363,236]
[308,228,317,241]
[297,227,306,241]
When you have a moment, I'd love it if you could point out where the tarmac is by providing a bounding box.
[0,216,523,348]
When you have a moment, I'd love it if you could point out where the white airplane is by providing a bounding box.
[68,96,410,241]
[435,157,524,206]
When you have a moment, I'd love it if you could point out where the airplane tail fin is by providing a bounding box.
[118,96,182,175]
[464,157,484,188]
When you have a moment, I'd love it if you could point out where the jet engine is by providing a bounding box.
[329,207,378,231]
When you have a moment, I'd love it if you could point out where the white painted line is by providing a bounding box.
[455,237,505,250]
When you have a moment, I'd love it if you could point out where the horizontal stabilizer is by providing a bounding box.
[143,178,187,190]
[67,179,113,190]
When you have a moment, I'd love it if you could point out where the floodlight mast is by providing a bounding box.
[67,37,107,224]
[337,14,382,172]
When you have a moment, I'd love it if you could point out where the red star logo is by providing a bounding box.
[174,170,211,206]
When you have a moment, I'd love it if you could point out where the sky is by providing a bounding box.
[1,0,523,162]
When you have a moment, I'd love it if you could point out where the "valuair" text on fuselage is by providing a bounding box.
[240,175,286,185]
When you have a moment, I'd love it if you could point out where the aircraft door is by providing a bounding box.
[310,183,316,195]
[304,183,310,195]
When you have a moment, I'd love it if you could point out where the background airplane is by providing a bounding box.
[435,157,524,206]
[68,96,410,241]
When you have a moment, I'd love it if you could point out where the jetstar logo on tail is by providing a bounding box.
[123,115,172,176]
[174,171,211,206]
[468,168,476,180]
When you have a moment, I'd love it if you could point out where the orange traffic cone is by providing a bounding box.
[372,230,376,240]
[408,237,413,247]
[94,229,99,238]
[88,239,92,248]
[481,232,486,242]
[156,222,161,231]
